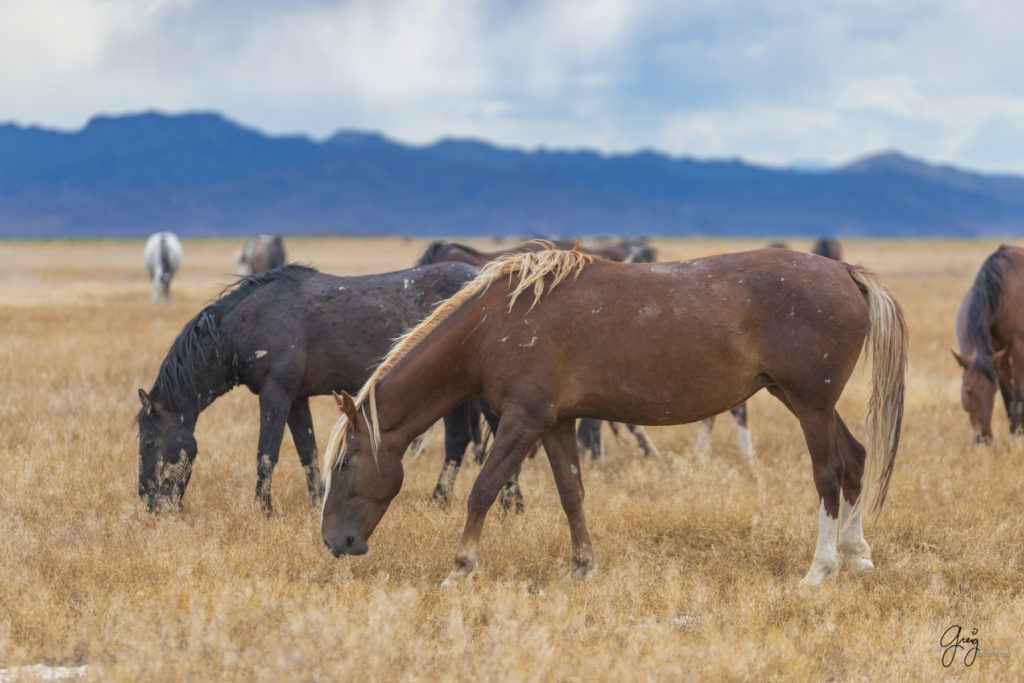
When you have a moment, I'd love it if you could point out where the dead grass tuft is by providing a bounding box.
[1,237,1021,679]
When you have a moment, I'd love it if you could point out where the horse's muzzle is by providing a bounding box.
[323,534,369,557]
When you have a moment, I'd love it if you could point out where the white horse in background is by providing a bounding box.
[143,232,183,302]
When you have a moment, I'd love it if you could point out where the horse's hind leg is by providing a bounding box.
[625,423,661,457]
[835,413,873,573]
[576,418,603,460]
[286,397,322,505]
[543,418,596,579]
[443,409,542,585]
[730,402,754,461]
[694,416,715,460]
[795,408,843,586]
[432,402,474,509]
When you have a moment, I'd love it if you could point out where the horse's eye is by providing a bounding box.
[143,440,157,450]
[340,455,350,470]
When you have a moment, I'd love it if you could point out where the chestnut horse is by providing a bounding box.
[320,247,907,586]
[953,244,1024,443]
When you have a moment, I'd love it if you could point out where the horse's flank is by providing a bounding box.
[323,245,595,471]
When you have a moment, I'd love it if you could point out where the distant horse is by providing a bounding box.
[136,262,478,514]
[811,238,842,261]
[143,232,183,302]
[237,234,286,276]
[953,244,1024,443]
[321,247,907,586]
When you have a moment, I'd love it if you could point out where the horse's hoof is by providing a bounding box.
[565,558,598,581]
[798,562,837,588]
[441,560,477,587]
[430,487,451,510]
[254,497,274,516]
[844,555,875,574]
[498,485,525,515]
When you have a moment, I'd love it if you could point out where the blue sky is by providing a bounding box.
[3,0,1024,172]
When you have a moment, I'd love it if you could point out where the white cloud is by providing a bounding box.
[4,0,1024,171]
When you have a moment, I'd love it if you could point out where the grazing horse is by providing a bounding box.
[321,247,907,586]
[143,232,183,302]
[237,234,286,276]
[136,263,478,514]
[953,244,1024,443]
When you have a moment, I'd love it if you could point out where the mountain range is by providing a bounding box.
[2,111,1023,239]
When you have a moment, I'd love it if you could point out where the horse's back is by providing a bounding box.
[473,249,869,424]
[225,263,478,395]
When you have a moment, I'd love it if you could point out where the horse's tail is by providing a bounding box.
[847,265,908,524]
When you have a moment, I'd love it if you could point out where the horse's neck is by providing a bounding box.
[161,341,237,419]
[375,318,481,449]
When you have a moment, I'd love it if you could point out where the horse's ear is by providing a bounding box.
[333,390,358,422]
[138,389,155,416]
[951,350,972,369]
[992,348,1008,365]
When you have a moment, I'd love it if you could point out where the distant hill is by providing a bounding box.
[2,111,1024,238]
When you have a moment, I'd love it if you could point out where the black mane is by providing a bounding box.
[966,245,1012,380]
[147,265,318,413]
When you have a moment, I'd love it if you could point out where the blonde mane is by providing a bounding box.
[322,241,596,474]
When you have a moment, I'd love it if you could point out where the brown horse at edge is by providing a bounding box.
[320,247,908,586]
[953,244,1024,443]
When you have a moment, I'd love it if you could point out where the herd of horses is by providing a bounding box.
[136,232,1015,586]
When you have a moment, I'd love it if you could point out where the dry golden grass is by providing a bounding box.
[1,236,1022,680]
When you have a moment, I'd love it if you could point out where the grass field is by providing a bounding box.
[1,237,1022,680]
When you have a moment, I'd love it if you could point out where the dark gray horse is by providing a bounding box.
[237,235,286,275]
[136,263,478,514]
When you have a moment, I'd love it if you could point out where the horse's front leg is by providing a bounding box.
[286,397,322,505]
[542,418,596,579]
[443,410,541,585]
[255,383,292,514]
